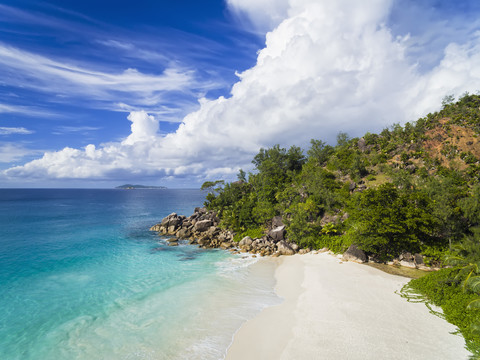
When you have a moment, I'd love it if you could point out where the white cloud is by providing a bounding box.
[0,103,58,117]
[226,0,290,32]
[0,143,42,163]
[4,0,480,185]
[0,44,218,116]
[54,126,101,133]
[0,127,34,135]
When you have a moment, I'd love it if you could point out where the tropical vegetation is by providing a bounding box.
[202,93,480,355]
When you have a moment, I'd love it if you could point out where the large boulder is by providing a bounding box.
[271,216,284,228]
[194,219,212,232]
[176,227,192,239]
[414,253,424,266]
[343,245,367,263]
[268,225,286,242]
[239,236,253,247]
[277,240,295,256]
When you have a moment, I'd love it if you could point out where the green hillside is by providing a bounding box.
[203,93,480,353]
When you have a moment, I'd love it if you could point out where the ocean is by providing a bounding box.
[0,189,279,360]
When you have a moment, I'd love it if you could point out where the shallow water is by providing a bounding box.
[0,189,279,359]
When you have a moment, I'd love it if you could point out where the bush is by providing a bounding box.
[233,227,265,242]
[404,268,480,350]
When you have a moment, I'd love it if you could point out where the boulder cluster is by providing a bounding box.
[341,244,435,270]
[149,208,311,257]
[150,209,437,269]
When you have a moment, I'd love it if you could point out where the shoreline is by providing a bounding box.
[226,253,469,360]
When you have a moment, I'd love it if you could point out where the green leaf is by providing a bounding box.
[466,298,480,310]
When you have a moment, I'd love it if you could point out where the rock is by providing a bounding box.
[206,226,219,238]
[291,243,299,251]
[268,225,286,242]
[357,137,368,152]
[399,252,414,262]
[239,236,253,247]
[194,219,212,232]
[349,182,357,191]
[343,244,367,263]
[176,227,191,239]
[168,241,179,246]
[320,213,339,226]
[166,237,178,243]
[414,253,424,266]
[400,260,416,268]
[319,247,329,253]
[197,237,209,246]
[298,249,308,255]
[150,224,162,231]
[271,216,284,228]
[277,240,295,256]
[167,225,177,234]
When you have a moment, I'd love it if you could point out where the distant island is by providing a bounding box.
[116,184,167,189]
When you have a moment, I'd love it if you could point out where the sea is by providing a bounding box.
[0,189,280,360]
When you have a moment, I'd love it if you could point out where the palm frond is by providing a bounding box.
[444,254,466,266]
[467,276,480,294]
[466,298,480,310]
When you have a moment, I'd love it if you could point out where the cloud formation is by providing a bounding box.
[5,0,480,185]
[0,44,218,117]
[0,127,34,135]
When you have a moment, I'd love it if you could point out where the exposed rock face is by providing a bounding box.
[277,240,295,255]
[239,236,253,247]
[343,245,367,263]
[358,137,367,152]
[271,216,284,228]
[414,253,424,266]
[268,225,286,242]
[194,220,213,232]
[150,211,435,268]
[150,211,308,257]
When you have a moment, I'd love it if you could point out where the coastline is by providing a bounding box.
[226,253,469,360]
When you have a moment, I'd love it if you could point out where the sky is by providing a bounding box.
[1,0,480,188]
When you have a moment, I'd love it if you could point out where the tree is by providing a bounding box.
[307,139,334,166]
[348,183,436,260]
[237,169,247,182]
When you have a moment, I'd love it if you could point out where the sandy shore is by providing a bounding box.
[226,253,469,360]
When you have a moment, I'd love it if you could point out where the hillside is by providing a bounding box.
[202,93,480,351]
[204,93,480,259]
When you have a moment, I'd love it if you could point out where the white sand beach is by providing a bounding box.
[226,253,469,360]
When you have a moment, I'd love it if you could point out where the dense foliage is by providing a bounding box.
[202,93,480,352]
[205,93,480,261]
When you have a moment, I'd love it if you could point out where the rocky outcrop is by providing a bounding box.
[342,244,367,263]
[150,211,436,269]
[150,210,311,257]
[268,225,286,242]
[277,240,295,255]
[194,220,212,232]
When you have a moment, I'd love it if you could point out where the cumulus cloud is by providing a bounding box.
[5,0,480,185]
[226,0,290,32]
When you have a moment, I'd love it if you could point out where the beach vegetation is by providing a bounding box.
[203,93,480,353]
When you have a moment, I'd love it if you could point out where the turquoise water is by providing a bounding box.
[0,189,279,360]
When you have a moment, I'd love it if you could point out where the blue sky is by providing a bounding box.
[1,0,480,188]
